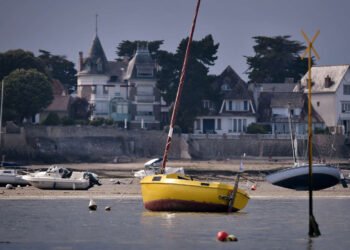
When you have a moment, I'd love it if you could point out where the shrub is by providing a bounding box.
[61,116,75,126]
[42,112,60,125]
[246,123,271,134]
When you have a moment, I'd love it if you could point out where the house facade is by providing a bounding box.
[77,35,161,129]
[193,66,256,134]
[296,65,350,134]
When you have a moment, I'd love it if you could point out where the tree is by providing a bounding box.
[3,69,53,123]
[38,50,77,92]
[0,49,46,81]
[245,35,309,83]
[70,97,91,120]
[116,40,164,59]
[157,35,219,132]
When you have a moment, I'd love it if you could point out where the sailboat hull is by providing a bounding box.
[266,164,341,190]
[140,173,250,212]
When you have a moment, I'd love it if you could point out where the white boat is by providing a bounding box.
[0,169,29,186]
[266,106,342,190]
[134,158,184,178]
[22,166,101,190]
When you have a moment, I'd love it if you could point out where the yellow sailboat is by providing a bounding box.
[140,0,250,213]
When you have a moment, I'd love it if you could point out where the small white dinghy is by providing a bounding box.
[23,166,101,190]
[134,158,184,178]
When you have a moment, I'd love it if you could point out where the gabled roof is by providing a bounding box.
[297,65,350,93]
[45,95,71,112]
[250,83,297,93]
[213,66,251,99]
[257,92,324,123]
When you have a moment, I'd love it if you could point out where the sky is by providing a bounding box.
[0,0,349,81]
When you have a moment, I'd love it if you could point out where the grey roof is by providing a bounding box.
[297,65,350,93]
[79,35,109,75]
[213,66,251,99]
[124,45,155,80]
[270,92,304,108]
[249,83,297,93]
[257,92,324,123]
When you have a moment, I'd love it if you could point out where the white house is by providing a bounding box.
[193,66,256,135]
[296,65,350,134]
[77,34,161,129]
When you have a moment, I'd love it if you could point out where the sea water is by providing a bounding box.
[0,198,349,250]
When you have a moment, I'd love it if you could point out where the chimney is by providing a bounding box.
[324,75,332,88]
[79,51,83,71]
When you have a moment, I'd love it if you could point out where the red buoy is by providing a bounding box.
[217,231,228,241]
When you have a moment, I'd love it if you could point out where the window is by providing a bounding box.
[195,119,200,130]
[91,85,96,94]
[244,100,248,111]
[243,119,247,131]
[342,102,350,112]
[103,86,109,95]
[233,119,237,132]
[344,85,350,95]
[228,101,232,111]
[203,100,210,109]
[221,83,231,91]
[217,119,221,130]
[137,66,154,77]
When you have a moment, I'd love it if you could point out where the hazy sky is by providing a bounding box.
[0,0,349,81]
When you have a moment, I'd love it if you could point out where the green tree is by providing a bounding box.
[38,50,77,92]
[42,112,60,125]
[0,49,46,81]
[70,97,90,120]
[157,35,219,132]
[245,35,309,83]
[116,40,164,59]
[3,69,53,123]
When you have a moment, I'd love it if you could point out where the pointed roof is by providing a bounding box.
[79,35,109,75]
[124,44,155,80]
[213,65,251,99]
[89,35,108,63]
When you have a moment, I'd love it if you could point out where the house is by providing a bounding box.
[193,66,256,134]
[77,34,161,129]
[257,91,325,135]
[296,65,350,134]
[35,79,71,123]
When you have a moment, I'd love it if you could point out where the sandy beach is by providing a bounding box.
[1,159,349,199]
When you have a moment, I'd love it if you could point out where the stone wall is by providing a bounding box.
[1,126,349,163]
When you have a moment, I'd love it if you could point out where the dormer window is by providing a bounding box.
[97,62,103,72]
[221,83,231,91]
[137,66,153,77]
[344,85,350,95]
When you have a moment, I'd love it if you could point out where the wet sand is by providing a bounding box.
[1,159,349,199]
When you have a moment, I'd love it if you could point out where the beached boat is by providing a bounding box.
[23,166,101,190]
[141,173,249,212]
[140,0,250,213]
[266,163,341,190]
[266,104,342,190]
[0,169,29,186]
[134,158,184,178]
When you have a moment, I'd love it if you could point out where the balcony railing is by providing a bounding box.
[135,95,155,103]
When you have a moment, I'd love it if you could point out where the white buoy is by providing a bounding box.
[89,199,97,211]
[105,206,111,211]
[5,184,14,189]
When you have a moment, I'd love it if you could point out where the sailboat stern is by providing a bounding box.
[140,174,250,212]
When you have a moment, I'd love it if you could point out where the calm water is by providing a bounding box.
[0,198,349,250]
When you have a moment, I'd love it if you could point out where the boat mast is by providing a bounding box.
[0,80,4,150]
[288,103,298,166]
[160,0,201,173]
